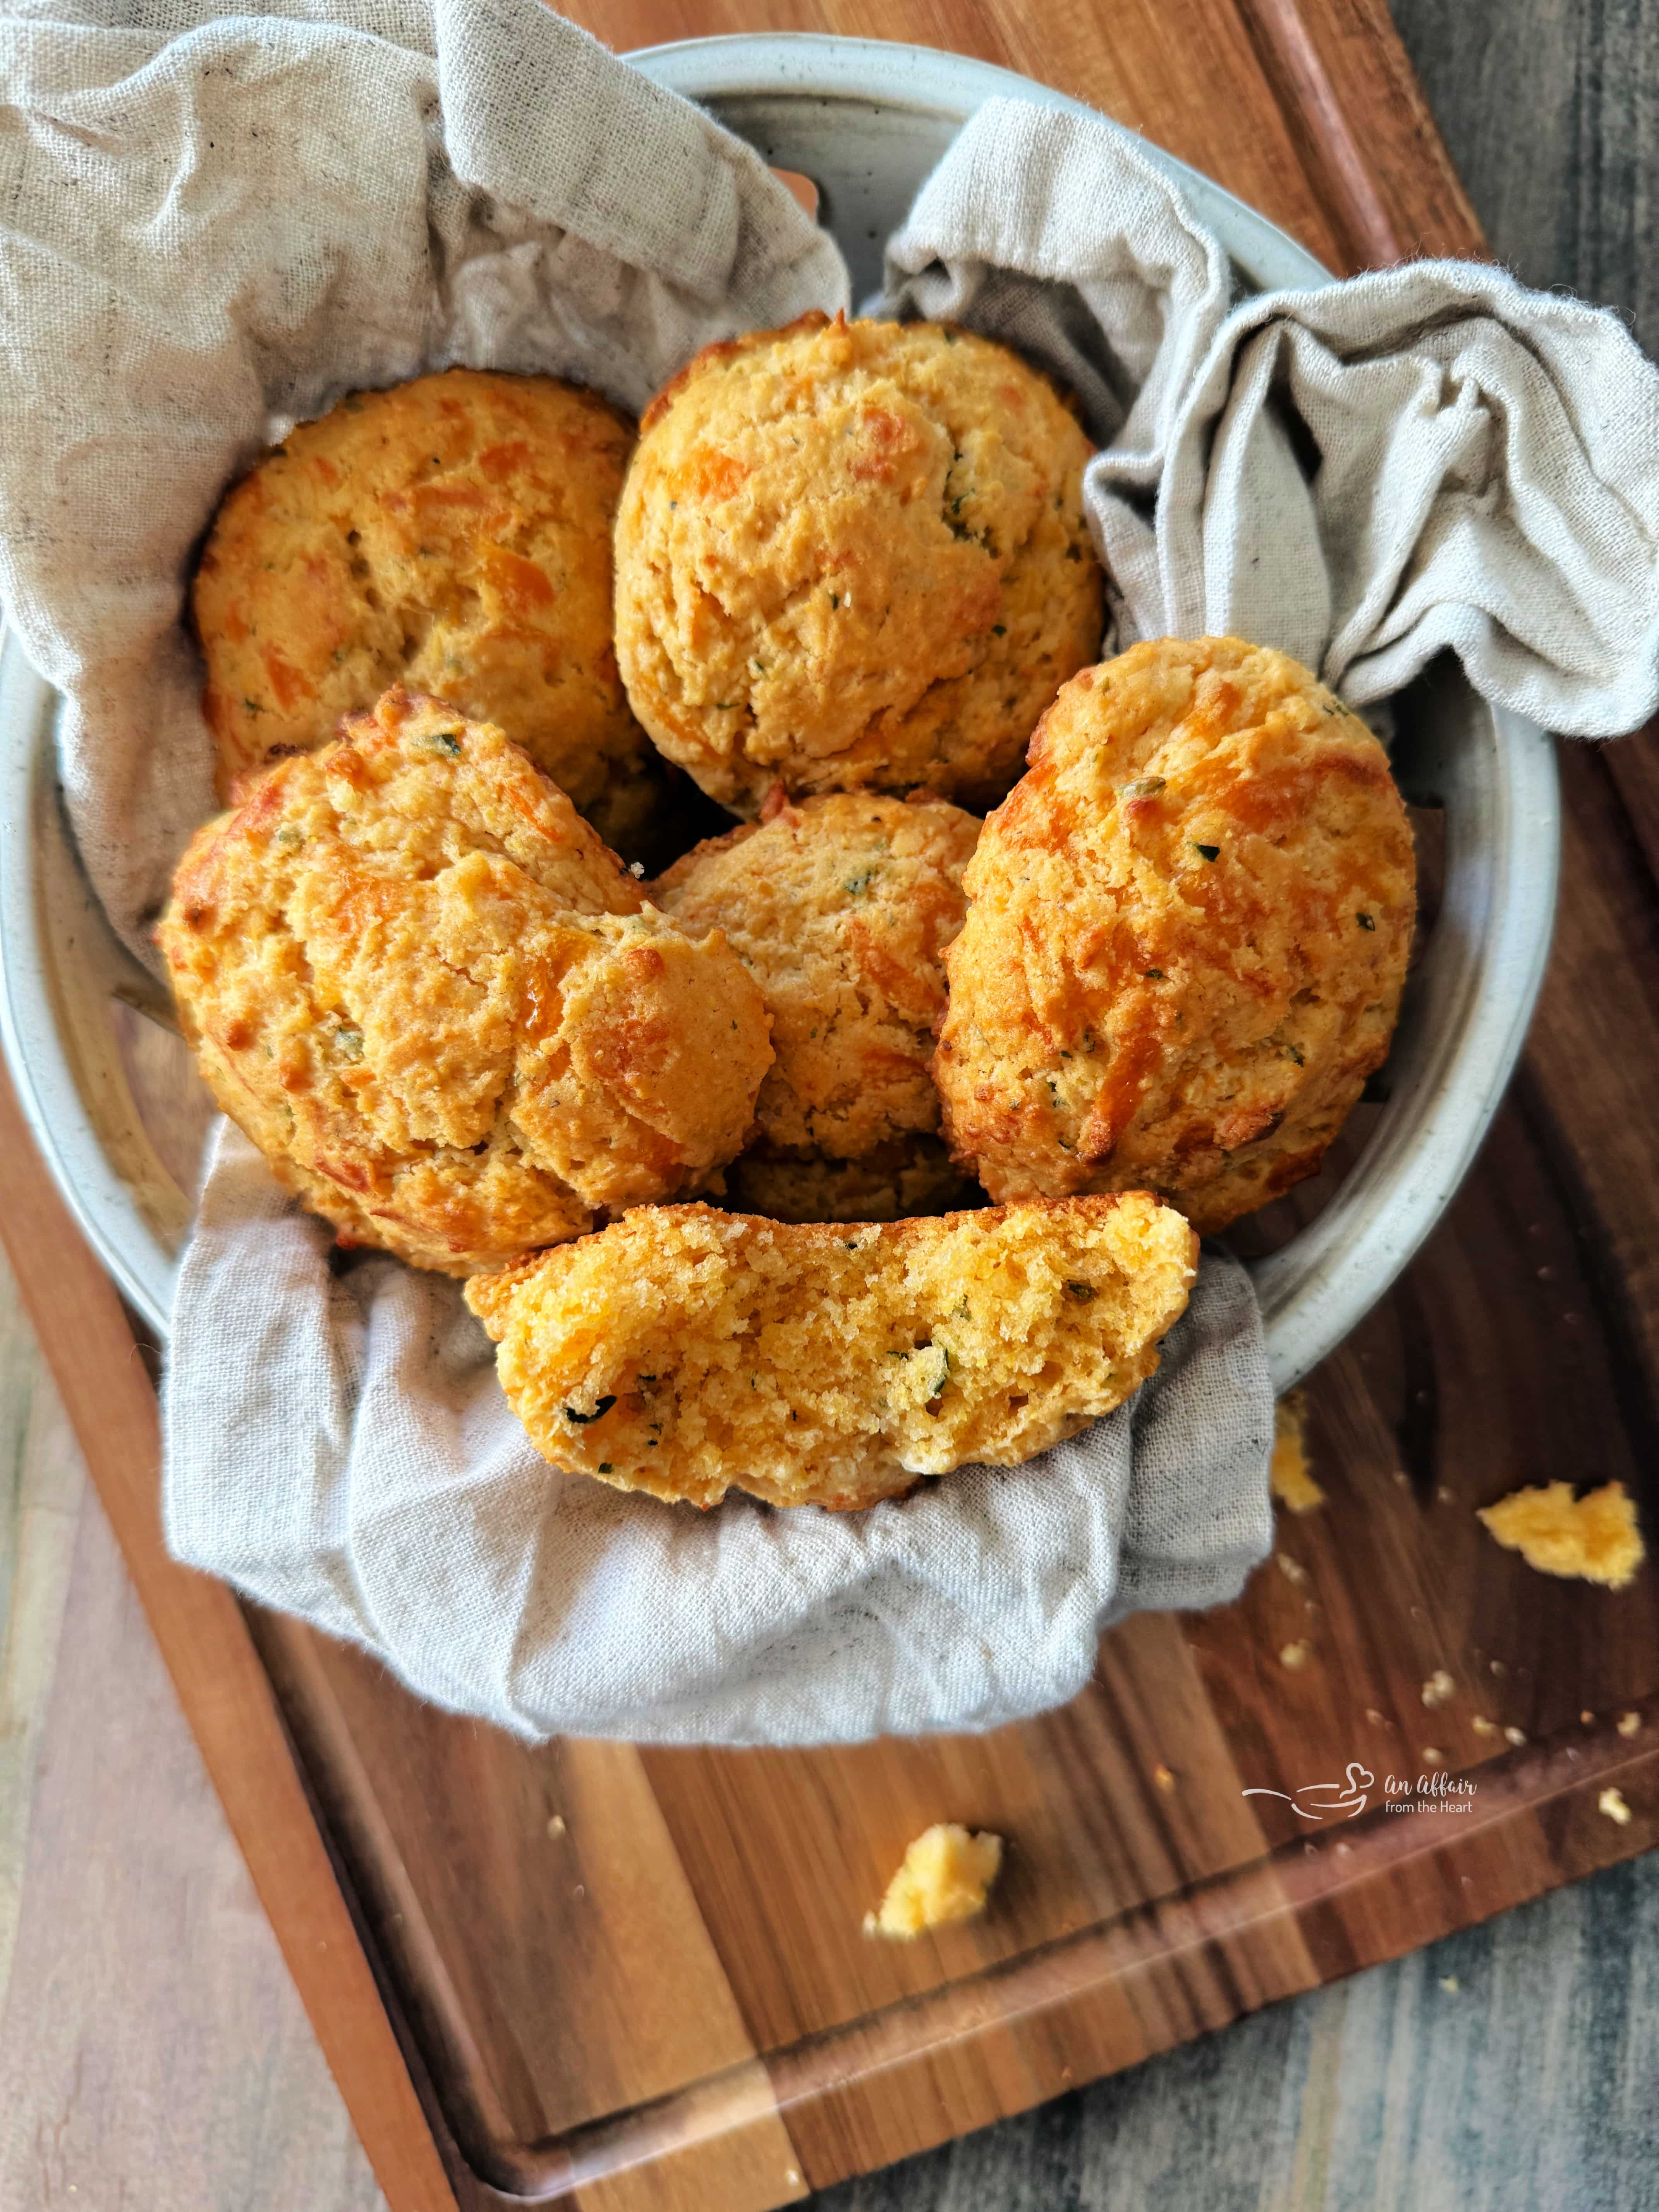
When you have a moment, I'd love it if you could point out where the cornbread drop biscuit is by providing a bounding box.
[936,637,1416,1232]
[158,686,772,1276]
[654,792,979,1187]
[464,1192,1196,1510]
[194,368,678,862]
[614,313,1103,814]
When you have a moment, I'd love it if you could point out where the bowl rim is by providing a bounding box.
[0,31,1561,1393]
[630,30,1338,297]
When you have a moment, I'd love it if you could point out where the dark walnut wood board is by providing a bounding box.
[3,0,1658,2206]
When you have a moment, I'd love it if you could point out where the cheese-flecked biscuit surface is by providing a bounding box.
[654,791,980,1166]
[158,687,772,1276]
[615,314,1103,814]
[936,637,1416,1231]
[465,1193,1197,1510]
[193,368,674,859]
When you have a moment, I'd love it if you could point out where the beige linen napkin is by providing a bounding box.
[881,99,1659,730]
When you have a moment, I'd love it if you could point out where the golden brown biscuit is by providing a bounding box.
[158,686,773,1276]
[193,367,682,863]
[654,790,979,1171]
[465,1192,1197,1510]
[724,1134,977,1224]
[614,313,1104,815]
[934,637,1416,1232]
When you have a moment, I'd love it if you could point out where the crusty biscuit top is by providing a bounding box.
[194,368,653,824]
[614,314,1104,814]
[158,686,773,1276]
[653,789,979,1160]
[935,637,1416,1232]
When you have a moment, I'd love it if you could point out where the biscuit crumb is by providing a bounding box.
[1618,1712,1642,1738]
[1598,1787,1633,1827]
[1152,1763,1177,1793]
[1471,1715,1500,1739]
[1365,1706,1389,1727]
[1476,1480,1645,1589]
[1279,1640,1311,1671]
[1581,1710,1595,1725]
[546,1815,566,1839]
[1422,1747,1446,1765]
[1270,1395,1324,1513]
[1276,1550,1310,1586]
[1439,1975,1460,1993]
[1504,1726,1528,1747]
[1421,1669,1455,1709]
[864,1824,1003,1939]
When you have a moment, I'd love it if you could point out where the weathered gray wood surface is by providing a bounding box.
[0,4,1656,2207]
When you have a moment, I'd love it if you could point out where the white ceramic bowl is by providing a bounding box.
[0,34,1559,1390]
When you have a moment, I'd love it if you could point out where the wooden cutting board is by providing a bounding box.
[4,2,1658,2208]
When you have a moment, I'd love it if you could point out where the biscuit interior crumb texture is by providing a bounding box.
[1269,1391,1324,1512]
[655,789,980,1165]
[863,1824,1004,1939]
[614,313,1104,814]
[1476,1480,1645,1589]
[158,686,773,1276]
[464,1191,1197,1508]
[935,636,1417,1232]
[193,367,677,859]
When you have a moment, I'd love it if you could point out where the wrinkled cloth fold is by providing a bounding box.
[9,10,1653,1745]
[879,98,1659,735]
